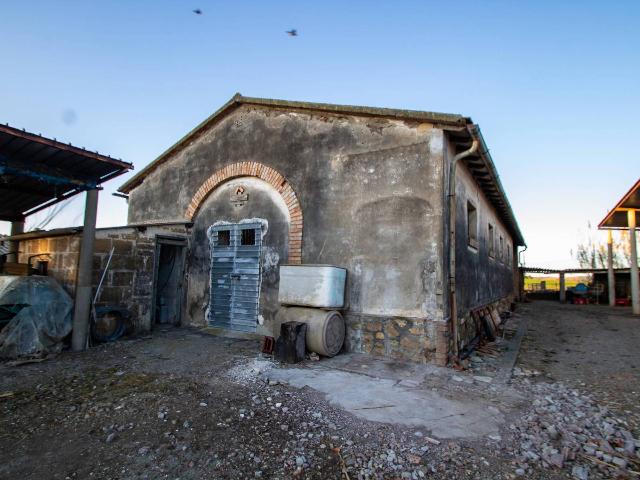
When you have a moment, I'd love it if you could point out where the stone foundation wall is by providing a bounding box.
[343,314,449,364]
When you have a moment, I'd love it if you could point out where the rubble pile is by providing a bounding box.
[224,357,275,385]
[231,376,504,479]
[508,376,640,479]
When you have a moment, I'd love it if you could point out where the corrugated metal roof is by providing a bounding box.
[0,124,133,221]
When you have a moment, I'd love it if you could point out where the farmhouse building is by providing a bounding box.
[119,95,524,364]
[12,95,525,365]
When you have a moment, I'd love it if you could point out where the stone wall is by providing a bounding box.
[19,233,81,295]
[344,314,449,364]
[90,229,156,331]
[17,224,189,332]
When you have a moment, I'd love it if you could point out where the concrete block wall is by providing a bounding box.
[19,234,80,295]
[17,224,188,333]
[90,229,157,331]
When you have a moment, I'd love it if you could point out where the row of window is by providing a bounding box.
[467,201,512,266]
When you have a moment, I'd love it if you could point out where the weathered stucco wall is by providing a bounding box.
[445,136,517,347]
[127,106,447,362]
[454,161,515,308]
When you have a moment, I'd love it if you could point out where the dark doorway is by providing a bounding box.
[153,237,186,326]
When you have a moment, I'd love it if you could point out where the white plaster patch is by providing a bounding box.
[262,247,280,271]
[330,153,346,172]
[428,129,444,155]
[239,217,269,239]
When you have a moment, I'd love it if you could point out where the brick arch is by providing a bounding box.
[185,162,303,264]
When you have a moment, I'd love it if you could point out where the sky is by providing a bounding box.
[0,0,638,268]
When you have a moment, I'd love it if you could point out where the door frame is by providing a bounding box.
[208,222,263,332]
[151,235,188,328]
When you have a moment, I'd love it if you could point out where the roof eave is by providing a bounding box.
[465,125,526,247]
[598,178,640,229]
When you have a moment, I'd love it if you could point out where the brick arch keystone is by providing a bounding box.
[185,162,303,264]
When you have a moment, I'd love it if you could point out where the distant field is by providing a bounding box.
[524,275,589,291]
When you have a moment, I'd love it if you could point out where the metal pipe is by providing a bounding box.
[94,247,115,306]
[71,188,99,351]
[607,230,616,306]
[628,210,639,315]
[448,138,479,360]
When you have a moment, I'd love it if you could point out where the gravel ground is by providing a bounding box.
[517,301,640,435]
[0,302,638,479]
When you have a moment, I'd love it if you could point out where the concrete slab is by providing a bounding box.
[264,356,506,439]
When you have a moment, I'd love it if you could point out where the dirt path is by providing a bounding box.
[517,301,640,434]
[1,304,639,479]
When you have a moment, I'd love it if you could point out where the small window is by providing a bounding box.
[507,244,511,266]
[499,235,504,262]
[217,230,230,246]
[241,228,256,246]
[467,202,478,249]
[488,223,495,257]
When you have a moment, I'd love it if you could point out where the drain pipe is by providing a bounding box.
[518,245,528,302]
[448,138,479,361]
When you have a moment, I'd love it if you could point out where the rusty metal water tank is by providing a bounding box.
[277,306,344,357]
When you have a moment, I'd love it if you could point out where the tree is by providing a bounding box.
[572,222,631,269]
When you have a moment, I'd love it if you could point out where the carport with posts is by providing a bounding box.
[0,123,132,349]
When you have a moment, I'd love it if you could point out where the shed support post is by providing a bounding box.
[7,219,24,262]
[629,210,639,315]
[71,188,99,351]
[607,230,616,306]
[559,272,566,303]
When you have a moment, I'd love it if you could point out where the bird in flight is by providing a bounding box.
[193,8,203,15]
[286,29,298,37]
